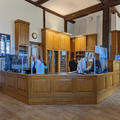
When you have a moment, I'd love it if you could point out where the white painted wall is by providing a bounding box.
[46,12,64,32]
[70,11,103,46]
[67,22,73,35]
[116,14,120,30]
[111,14,117,31]
[116,5,120,30]
[0,0,43,54]
[0,0,64,54]
[73,16,87,36]
[68,11,119,46]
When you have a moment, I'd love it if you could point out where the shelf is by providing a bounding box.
[29,41,42,45]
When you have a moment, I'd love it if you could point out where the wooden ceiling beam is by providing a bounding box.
[25,0,75,24]
[25,0,64,18]
[64,0,120,20]
[99,0,120,18]
[105,0,120,8]
[36,0,49,4]
[64,3,103,20]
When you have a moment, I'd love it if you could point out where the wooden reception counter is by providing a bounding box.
[0,71,120,104]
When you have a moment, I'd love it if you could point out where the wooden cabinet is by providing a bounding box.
[110,31,120,60]
[42,28,71,51]
[71,35,87,52]
[86,34,97,51]
[42,28,71,73]
[71,34,97,60]
[15,19,30,51]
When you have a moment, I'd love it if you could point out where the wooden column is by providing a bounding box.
[64,20,67,32]
[43,9,46,28]
[102,7,111,59]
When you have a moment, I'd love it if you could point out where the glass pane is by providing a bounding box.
[47,50,52,73]
[60,51,67,72]
[0,34,10,56]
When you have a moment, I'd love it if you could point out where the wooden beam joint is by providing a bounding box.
[36,0,49,5]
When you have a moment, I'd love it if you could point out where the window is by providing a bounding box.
[0,34,10,57]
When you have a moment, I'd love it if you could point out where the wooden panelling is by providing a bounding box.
[113,60,120,72]
[110,31,120,60]
[111,31,118,60]
[76,78,95,92]
[97,72,120,103]
[118,31,120,53]
[86,34,97,51]
[108,60,113,72]
[97,76,106,91]
[54,79,72,93]
[0,71,120,105]
[106,75,113,88]
[0,71,28,103]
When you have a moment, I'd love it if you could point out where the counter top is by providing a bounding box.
[0,70,117,77]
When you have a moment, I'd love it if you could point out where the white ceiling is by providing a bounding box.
[41,0,101,15]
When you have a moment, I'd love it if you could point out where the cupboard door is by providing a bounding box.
[86,34,97,51]
[79,36,86,51]
[53,32,59,50]
[111,31,118,60]
[75,36,86,51]
[46,30,54,50]
[65,35,70,51]
[19,23,26,46]
[25,24,29,45]
[15,21,29,47]
[71,38,75,52]
[64,35,67,51]
[75,37,80,51]
[59,34,65,50]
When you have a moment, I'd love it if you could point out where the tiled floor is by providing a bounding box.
[0,90,120,120]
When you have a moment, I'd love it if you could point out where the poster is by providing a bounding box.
[0,33,10,57]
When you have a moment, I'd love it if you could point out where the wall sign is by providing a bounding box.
[0,33,10,57]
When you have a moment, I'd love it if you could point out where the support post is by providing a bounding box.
[102,7,111,59]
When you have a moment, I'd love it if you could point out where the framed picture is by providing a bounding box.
[0,33,10,57]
